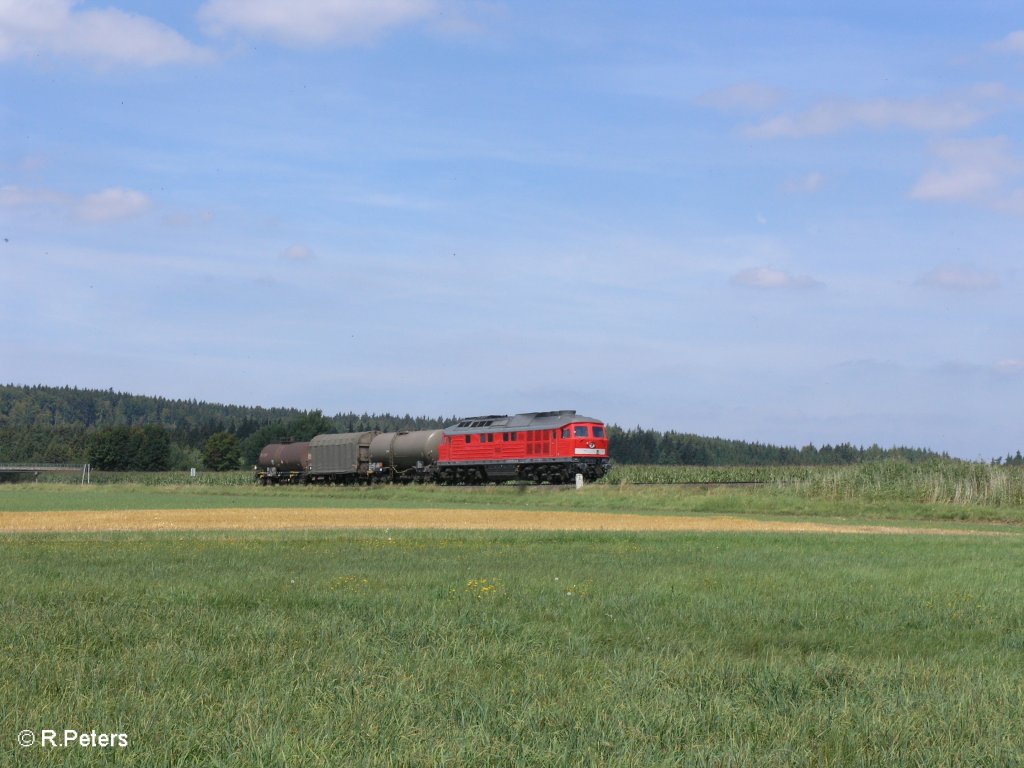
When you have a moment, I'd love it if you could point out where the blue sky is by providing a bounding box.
[2,1,1023,459]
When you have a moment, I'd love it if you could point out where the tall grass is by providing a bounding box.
[603,464,817,485]
[607,461,1024,507]
[780,460,1024,506]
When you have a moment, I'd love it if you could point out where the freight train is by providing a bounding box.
[255,410,610,485]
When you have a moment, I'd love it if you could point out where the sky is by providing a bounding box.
[2,1,1023,459]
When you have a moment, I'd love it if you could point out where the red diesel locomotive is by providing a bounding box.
[255,410,610,485]
[436,410,609,484]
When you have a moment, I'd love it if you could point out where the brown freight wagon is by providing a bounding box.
[254,440,311,485]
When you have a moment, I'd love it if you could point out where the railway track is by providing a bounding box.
[442,480,768,490]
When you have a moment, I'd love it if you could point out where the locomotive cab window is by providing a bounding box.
[593,426,605,438]
[562,427,570,438]
[574,425,589,437]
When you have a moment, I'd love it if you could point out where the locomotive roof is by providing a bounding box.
[444,410,603,435]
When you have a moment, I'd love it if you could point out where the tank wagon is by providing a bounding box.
[254,410,610,485]
[369,429,444,482]
[256,440,311,484]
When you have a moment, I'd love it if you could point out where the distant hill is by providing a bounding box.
[0,383,954,468]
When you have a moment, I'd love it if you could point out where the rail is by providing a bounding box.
[0,463,91,483]
[422,480,768,490]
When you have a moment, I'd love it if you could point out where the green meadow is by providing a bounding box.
[1,477,1023,765]
[4,464,1024,526]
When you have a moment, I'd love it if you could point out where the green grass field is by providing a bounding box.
[1,479,1023,765]
[4,470,1024,526]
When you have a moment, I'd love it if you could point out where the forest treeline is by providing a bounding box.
[0,384,967,470]
[0,385,451,470]
[606,426,947,466]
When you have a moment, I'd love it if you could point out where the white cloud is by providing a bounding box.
[994,188,1024,216]
[0,184,66,207]
[342,191,437,210]
[994,359,1024,374]
[730,267,821,290]
[782,172,824,194]
[199,0,436,46]
[990,30,1024,54]
[163,210,216,228]
[0,0,209,66]
[2,183,153,222]
[911,136,1024,214]
[696,83,783,112]
[911,137,1016,201]
[746,97,981,139]
[911,168,999,200]
[75,188,152,222]
[917,266,1000,292]
[282,244,315,261]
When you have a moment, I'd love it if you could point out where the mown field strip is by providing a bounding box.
[0,507,1011,535]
